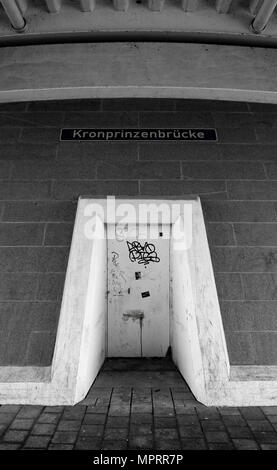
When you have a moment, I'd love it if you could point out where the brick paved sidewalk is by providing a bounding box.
[0,359,277,450]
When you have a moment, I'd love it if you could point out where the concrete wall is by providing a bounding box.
[0,98,276,366]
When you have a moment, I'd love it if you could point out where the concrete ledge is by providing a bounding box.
[230,366,277,382]
[0,367,51,383]
[0,42,276,103]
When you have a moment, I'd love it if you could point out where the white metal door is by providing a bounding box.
[107,224,170,357]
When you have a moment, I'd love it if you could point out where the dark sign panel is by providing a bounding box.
[60,128,217,142]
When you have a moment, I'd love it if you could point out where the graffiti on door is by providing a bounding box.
[126,241,160,265]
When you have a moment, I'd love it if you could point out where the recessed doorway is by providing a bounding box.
[107,224,170,357]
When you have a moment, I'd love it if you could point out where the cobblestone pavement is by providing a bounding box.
[0,359,277,450]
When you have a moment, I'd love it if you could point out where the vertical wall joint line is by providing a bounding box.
[45,0,62,14]
[216,0,233,14]
[113,0,129,11]
[182,0,198,12]
[148,0,165,12]
[80,0,95,12]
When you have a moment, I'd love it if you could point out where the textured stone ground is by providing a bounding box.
[0,359,277,450]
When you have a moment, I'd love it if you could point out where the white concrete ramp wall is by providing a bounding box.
[171,199,277,406]
[73,217,107,403]
[170,200,230,405]
[170,216,206,402]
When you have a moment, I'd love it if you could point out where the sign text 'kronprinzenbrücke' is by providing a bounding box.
[60,128,217,142]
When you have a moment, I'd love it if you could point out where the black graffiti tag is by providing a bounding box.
[126,241,160,265]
